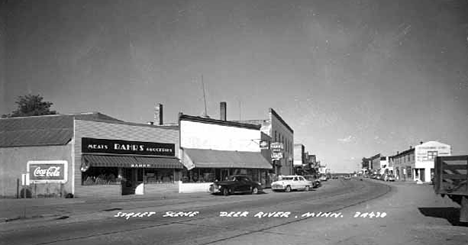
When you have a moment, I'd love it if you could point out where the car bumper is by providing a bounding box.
[209,186,222,193]
[271,185,286,191]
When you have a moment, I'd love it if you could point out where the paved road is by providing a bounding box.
[1,178,392,245]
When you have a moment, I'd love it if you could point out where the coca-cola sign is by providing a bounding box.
[27,161,68,183]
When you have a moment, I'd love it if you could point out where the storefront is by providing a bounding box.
[80,137,183,195]
[178,114,273,193]
[74,118,183,197]
[181,148,271,183]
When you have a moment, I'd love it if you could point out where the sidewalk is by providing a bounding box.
[0,190,213,223]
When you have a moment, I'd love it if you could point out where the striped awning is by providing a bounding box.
[82,154,183,170]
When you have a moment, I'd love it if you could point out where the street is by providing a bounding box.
[1,179,467,245]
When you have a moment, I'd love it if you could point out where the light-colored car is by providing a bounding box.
[384,174,396,182]
[272,175,313,192]
[319,175,328,181]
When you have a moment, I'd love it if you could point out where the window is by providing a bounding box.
[427,151,438,160]
[145,169,174,183]
[82,167,119,185]
[274,131,277,141]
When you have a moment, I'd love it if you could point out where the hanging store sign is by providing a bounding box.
[259,140,269,150]
[270,142,284,152]
[271,152,283,160]
[82,138,175,156]
[27,161,68,183]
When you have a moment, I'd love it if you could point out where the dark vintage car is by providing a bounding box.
[209,175,262,196]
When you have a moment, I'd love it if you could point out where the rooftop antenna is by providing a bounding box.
[201,75,209,118]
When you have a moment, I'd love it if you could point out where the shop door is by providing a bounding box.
[420,169,425,182]
[121,168,136,195]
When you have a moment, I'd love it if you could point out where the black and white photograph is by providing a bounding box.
[1,0,468,244]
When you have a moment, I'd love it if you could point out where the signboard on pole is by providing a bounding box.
[27,161,68,184]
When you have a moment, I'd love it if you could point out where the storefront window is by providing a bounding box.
[180,168,268,183]
[144,169,174,183]
[82,167,119,185]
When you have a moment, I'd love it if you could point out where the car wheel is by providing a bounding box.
[285,186,291,192]
[251,187,259,194]
[305,186,310,191]
[222,188,230,196]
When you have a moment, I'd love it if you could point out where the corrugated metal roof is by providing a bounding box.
[183,148,272,169]
[0,112,121,147]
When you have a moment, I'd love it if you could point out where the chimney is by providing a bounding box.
[220,102,227,121]
[154,104,163,125]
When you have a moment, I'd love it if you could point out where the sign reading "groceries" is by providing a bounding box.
[27,161,68,183]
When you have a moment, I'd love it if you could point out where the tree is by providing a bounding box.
[2,94,58,118]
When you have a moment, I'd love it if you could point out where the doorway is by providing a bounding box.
[121,168,144,195]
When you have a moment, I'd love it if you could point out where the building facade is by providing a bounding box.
[392,147,415,181]
[0,112,184,198]
[178,113,272,193]
[293,144,306,172]
[414,141,451,182]
[392,141,451,183]
[75,118,182,197]
[238,108,294,176]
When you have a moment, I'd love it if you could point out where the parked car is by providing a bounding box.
[384,174,395,182]
[343,175,352,180]
[209,175,262,196]
[272,175,313,192]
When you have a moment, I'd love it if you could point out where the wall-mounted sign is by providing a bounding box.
[271,152,283,160]
[27,161,68,183]
[82,138,175,156]
[259,140,269,150]
[270,142,284,153]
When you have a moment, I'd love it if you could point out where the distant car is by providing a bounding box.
[343,175,352,180]
[304,175,322,188]
[272,175,313,192]
[384,174,395,182]
[319,175,328,181]
[209,175,262,196]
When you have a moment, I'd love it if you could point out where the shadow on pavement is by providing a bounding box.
[418,207,468,227]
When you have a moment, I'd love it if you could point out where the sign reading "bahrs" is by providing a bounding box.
[27,161,68,183]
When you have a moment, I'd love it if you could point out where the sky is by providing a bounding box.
[1,0,468,172]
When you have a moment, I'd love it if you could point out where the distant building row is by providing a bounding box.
[364,141,451,183]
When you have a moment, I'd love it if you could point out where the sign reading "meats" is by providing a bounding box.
[27,161,68,183]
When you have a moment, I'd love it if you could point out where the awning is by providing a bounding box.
[82,154,183,170]
[181,148,273,170]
